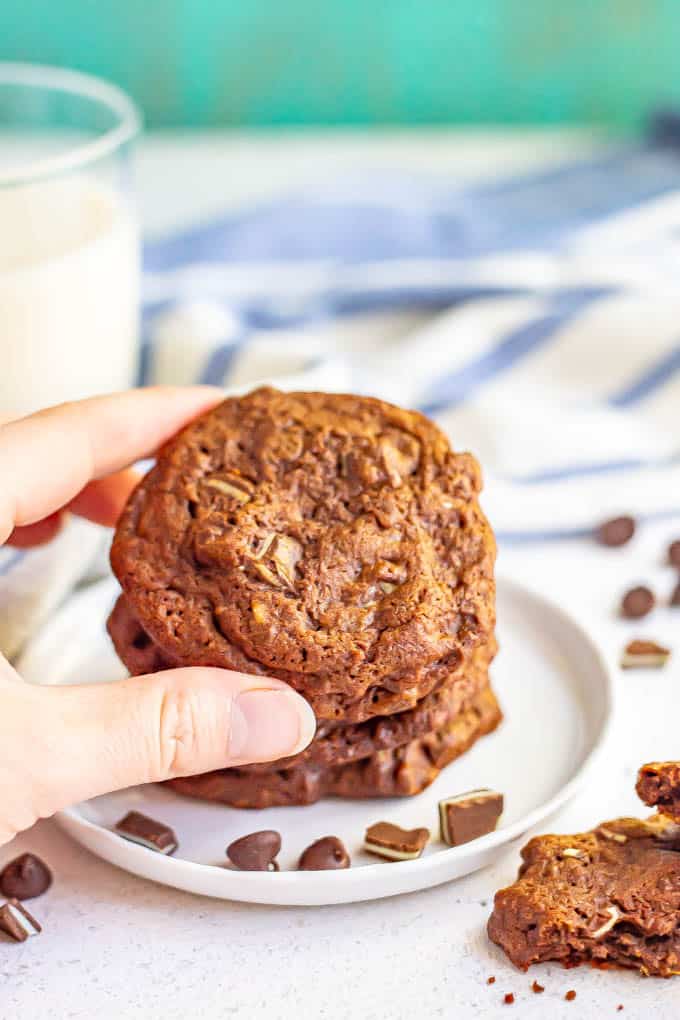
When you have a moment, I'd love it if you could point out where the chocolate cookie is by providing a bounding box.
[110,388,496,723]
[109,591,495,770]
[109,592,492,724]
[637,762,680,821]
[488,815,680,977]
[168,684,501,808]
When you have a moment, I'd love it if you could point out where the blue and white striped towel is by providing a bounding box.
[3,137,680,659]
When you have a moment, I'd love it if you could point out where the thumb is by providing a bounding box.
[27,668,316,813]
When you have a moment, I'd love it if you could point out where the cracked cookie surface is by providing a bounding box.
[110,388,496,722]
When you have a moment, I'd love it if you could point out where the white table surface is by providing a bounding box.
[4,130,680,1020]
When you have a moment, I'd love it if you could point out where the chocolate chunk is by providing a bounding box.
[620,586,655,619]
[503,993,514,1005]
[439,788,503,846]
[227,831,281,871]
[565,990,576,1002]
[364,821,430,861]
[298,836,350,871]
[595,515,635,547]
[0,854,52,901]
[671,580,680,607]
[0,899,41,942]
[114,811,178,854]
[620,639,671,670]
[531,981,544,993]
[668,540,680,567]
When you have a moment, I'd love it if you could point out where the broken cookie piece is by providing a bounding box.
[637,762,680,822]
[0,899,41,943]
[620,639,671,670]
[488,816,680,976]
[364,821,430,861]
[439,789,503,846]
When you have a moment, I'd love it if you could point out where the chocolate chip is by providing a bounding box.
[0,899,41,942]
[114,811,178,854]
[565,990,576,1002]
[668,540,680,567]
[0,854,52,900]
[595,516,635,547]
[227,830,281,871]
[671,580,680,607]
[504,993,515,1005]
[531,981,544,994]
[298,836,350,871]
[364,821,430,860]
[620,639,671,670]
[487,976,496,985]
[439,789,503,846]
[620,586,655,619]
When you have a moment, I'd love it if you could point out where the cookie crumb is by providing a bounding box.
[617,1007,624,1013]
[531,980,544,993]
[565,990,576,1002]
[487,976,496,985]
[503,993,514,1005]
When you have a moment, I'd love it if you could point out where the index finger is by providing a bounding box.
[0,386,223,544]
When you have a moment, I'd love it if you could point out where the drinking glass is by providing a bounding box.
[0,63,142,419]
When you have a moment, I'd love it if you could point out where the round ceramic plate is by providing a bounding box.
[18,575,613,906]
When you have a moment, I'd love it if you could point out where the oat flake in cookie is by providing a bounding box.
[488,816,680,976]
[110,388,496,724]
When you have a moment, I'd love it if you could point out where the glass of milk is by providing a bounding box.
[0,63,142,420]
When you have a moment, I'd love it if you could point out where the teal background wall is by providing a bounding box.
[1,0,679,129]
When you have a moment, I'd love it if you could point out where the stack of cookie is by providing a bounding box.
[107,388,500,808]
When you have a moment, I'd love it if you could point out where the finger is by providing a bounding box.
[25,668,316,813]
[0,386,223,544]
[68,468,142,528]
[6,470,142,547]
[6,511,66,548]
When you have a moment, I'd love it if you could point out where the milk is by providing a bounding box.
[0,175,140,420]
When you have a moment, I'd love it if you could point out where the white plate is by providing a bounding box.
[18,575,613,906]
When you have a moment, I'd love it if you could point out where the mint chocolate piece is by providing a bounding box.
[114,811,178,854]
[364,821,429,861]
[439,788,503,846]
[0,899,41,942]
[620,640,671,670]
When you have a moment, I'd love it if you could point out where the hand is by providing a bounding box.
[0,388,316,846]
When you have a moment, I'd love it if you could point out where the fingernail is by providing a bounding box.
[228,689,316,764]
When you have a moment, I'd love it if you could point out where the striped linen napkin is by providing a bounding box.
[3,136,680,659]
